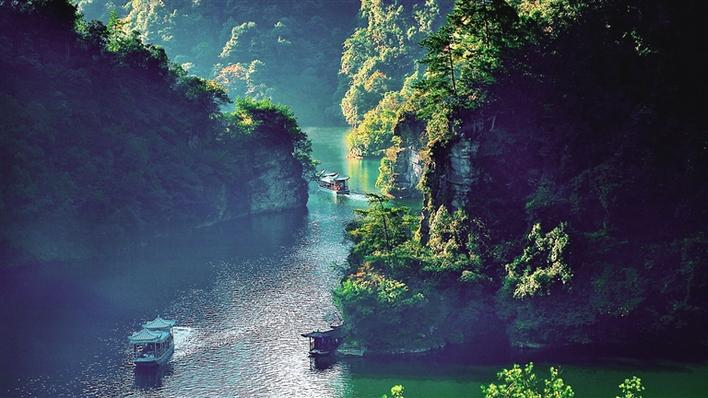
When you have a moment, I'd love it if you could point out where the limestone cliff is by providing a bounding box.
[200,142,307,227]
[0,4,310,266]
[246,144,307,214]
[376,114,426,198]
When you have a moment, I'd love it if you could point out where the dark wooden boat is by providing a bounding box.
[301,325,343,356]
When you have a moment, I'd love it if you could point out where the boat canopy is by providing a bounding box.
[129,328,170,344]
[320,175,349,184]
[143,316,176,331]
[301,328,343,339]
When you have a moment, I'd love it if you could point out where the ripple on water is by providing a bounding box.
[94,214,351,397]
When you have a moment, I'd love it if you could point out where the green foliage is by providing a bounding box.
[382,384,405,398]
[0,1,308,264]
[339,0,447,155]
[333,263,429,351]
[376,135,403,194]
[226,98,315,176]
[347,92,404,157]
[416,0,517,124]
[338,0,708,353]
[504,223,571,299]
[616,377,644,398]
[482,363,574,398]
[423,206,484,279]
[79,0,360,125]
[336,197,489,350]
[347,194,418,260]
[388,366,644,397]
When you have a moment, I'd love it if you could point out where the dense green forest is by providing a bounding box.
[339,0,452,158]
[75,0,360,125]
[0,0,311,266]
[335,0,708,354]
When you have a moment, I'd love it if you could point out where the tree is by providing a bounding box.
[482,363,574,398]
[382,384,405,398]
[616,377,645,398]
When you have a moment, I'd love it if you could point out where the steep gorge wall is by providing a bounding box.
[378,115,426,198]
[0,3,309,266]
[244,143,307,215]
[198,142,307,227]
[418,96,707,347]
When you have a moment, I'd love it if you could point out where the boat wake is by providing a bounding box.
[171,326,195,359]
[345,193,369,201]
[315,187,370,202]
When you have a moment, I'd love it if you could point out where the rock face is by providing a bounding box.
[379,115,426,198]
[420,114,498,242]
[386,144,424,198]
[245,144,307,215]
[200,143,307,227]
[443,139,479,210]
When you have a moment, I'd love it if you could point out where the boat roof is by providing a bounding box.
[143,316,175,330]
[301,328,342,339]
[320,174,349,183]
[129,328,170,344]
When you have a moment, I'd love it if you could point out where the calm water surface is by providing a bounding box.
[1,127,707,397]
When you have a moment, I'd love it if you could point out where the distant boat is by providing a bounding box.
[128,316,176,367]
[316,170,350,194]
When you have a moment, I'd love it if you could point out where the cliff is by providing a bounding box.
[0,2,309,266]
[377,114,426,198]
[196,141,307,228]
[335,0,708,353]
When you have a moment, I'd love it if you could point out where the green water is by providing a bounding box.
[342,358,708,397]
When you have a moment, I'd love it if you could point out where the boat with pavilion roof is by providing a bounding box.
[301,325,344,356]
[128,316,175,367]
[316,170,350,194]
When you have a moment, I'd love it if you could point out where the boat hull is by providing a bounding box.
[317,181,349,194]
[308,348,334,357]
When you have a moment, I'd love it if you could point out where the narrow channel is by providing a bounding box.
[1,127,707,397]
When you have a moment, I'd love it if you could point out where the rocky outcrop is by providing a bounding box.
[420,113,499,242]
[0,2,310,266]
[245,144,307,215]
[199,143,307,227]
[378,114,426,198]
[383,144,424,198]
[429,112,501,208]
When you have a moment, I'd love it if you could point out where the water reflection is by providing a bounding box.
[133,364,174,391]
[310,355,338,371]
[306,127,381,196]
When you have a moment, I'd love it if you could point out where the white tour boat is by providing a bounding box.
[128,316,175,367]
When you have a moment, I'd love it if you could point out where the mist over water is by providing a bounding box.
[1,127,707,397]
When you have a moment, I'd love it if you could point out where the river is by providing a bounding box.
[1,127,707,397]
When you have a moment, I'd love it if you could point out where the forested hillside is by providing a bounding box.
[76,0,360,125]
[0,0,310,266]
[339,0,451,158]
[335,0,708,354]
